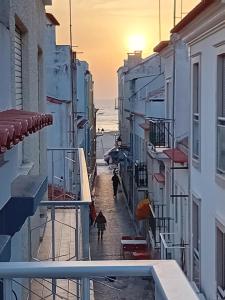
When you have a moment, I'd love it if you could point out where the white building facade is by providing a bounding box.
[173,0,225,298]
[118,51,165,234]
[0,0,53,298]
[151,38,191,277]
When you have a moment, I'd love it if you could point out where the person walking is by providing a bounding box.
[94,211,107,241]
[89,199,96,227]
[112,171,120,198]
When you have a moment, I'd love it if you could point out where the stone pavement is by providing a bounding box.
[90,163,154,300]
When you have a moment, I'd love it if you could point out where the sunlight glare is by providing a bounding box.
[128,35,146,52]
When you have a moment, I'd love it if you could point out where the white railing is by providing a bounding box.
[160,233,187,271]
[44,148,91,299]
[0,260,199,300]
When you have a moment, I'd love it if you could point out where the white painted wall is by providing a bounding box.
[0,1,49,298]
[177,2,225,298]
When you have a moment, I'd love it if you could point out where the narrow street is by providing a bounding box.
[90,161,154,300]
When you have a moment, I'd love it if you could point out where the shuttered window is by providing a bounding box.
[15,27,23,110]
[217,56,225,174]
[192,62,200,159]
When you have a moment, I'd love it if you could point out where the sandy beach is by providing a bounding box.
[96,131,119,159]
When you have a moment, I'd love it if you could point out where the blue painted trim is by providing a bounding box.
[0,176,47,236]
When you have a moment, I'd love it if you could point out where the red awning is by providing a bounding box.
[0,109,53,153]
[139,123,150,131]
[163,148,188,164]
[153,173,165,183]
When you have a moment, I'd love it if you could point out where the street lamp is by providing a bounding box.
[117,136,122,147]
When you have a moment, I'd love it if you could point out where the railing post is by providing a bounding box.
[3,279,12,300]
[75,207,80,299]
[51,206,57,300]
[81,278,90,300]
[81,205,90,260]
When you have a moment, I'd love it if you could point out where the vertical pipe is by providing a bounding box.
[63,149,66,200]
[81,205,90,300]
[75,207,80,299]
[81,205,90,260]
[28,217,32,299]
[51,150,54,200]
[158,0,161,42]
[180,0,183,19]
[173,0,176,27]
[51,207,57,299]
[132,116,135,219]
[81,278,90,300]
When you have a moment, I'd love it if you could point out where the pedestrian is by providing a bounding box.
[89,199,96,226]
[94,211,107,240]
[112,171,120,198]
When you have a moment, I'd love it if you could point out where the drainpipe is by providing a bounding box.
[187,46,193,281]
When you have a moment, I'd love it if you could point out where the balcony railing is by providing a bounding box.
[0,260,199,300]
[134,162,148,187]
[160,233,187,272]
[149,119,171,150]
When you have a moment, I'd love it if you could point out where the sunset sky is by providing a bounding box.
[47,0,200,102]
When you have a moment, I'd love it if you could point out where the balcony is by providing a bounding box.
[0,260,199,300]
[160,233,187,272]
[0,148,198,300]
[148,119,171,153]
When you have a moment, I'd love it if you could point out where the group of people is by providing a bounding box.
[89,171,120,241]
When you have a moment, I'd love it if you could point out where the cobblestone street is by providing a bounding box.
[90,162,154,300]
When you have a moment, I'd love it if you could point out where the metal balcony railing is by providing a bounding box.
[0,260,199,300]
[134,162,148,187]
[149,119,171,150]
[160,233,187,272]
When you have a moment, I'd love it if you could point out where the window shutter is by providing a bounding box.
[222,57,225,118]
[15,27,23,110]
[193,63,199,114]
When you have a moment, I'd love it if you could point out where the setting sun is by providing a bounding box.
[128,34,146,52]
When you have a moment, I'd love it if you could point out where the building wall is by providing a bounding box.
[189,22,225,299]
[0,1,49,298]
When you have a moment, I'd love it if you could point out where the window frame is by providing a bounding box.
[191,55,201,162]
[192,195,201,290]
[216,54,225,175]
[216,220,225,296]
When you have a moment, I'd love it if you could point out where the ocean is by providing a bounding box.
[95,99,118,132]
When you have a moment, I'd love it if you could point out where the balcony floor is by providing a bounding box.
[90,163,154,299]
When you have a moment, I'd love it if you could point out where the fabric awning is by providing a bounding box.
[0,175,47,236]
[0,109,53,153]
[163,148,188,164]
[153,173,165,183]
[0,235,11,262]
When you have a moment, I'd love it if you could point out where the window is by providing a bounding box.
[217,55,225,174]
[192,62,200,159]
[216,224,225,297]
[15,26,23,110]
[192,198,200,289]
